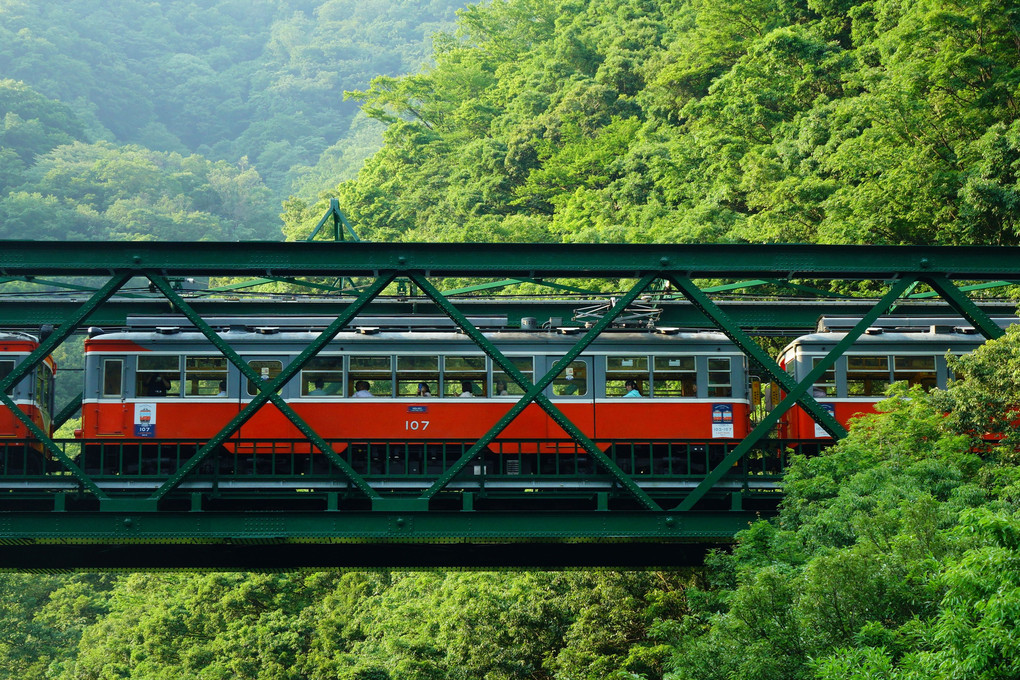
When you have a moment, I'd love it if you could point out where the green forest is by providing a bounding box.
[3,0,1020,677]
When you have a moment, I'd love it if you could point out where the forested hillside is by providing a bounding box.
[281,0,1020,246]
[0,0,462,239]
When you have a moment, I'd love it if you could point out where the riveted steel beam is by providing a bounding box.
[142,275,385,506]
[920,276,1006,340]
[675,277,917,511]
[142,274,396,507]
[0,297,1013,331]
[408,273,662,511]
[668,275,844,436]
[2,241,1020,278]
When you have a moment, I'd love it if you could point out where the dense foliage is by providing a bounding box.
[279,0,1020,245]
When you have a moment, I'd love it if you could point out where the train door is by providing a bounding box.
[96,357,128,436]
[544,356,595,445]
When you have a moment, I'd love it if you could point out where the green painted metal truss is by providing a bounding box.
[0,240,1016,569]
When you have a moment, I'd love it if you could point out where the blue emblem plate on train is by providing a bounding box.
[407,406,428,413]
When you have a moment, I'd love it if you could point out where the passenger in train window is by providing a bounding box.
[352,380,373,397]
[495,380,509,396]
[147,374,170,397]
[460,380,476,397]
[623,379,641,397]
[416,382,432,397]
[308,379,327,396]
[216,381,227,397]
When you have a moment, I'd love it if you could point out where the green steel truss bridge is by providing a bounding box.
[0,238,1016,570]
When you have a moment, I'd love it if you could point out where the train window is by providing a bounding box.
[652,356,697,397]
[492,357,534,396]
[606,356,649,397]
[708,358,732,398]
[0,360,12,395]
[246,360,283,396]
[35,366,52,414]
[396,355,438,397]
[894,355,937,390]
[185,356,229,397]
[444,355,486,397]
[811,357,836,397]
[102,359,123,398]
[136,355,180,397]
[553,360,588,397]
[847,355,890,396]
[302,356,344,396]
[349,355,392,397]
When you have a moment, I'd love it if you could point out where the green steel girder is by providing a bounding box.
[921,276,1006,340]
[3,241,1020,278]
[53,391,83,430]
[0,510,759,570]
[0,510,755,543]
[668,275,845,437]
[0,274,133,499]
[675,277,917,511]
[0,297,1014,331]
[408,272,662,511]
[135,274,397,509]
[0,243,1018,540]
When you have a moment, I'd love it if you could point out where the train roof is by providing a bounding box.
[815,315,1019,332]
[0,330,38,343]
[782,325,998,356]
[85,325,738,351]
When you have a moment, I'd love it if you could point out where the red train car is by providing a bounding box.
[77,318,751,472]
[0,331,57,468]
[776,318,1009,439]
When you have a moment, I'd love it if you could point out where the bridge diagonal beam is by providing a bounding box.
[675,276,917,512]
[410,272,663,511]
[667,275,845,438]
[921,276,1006,340]
[0,273,131,498]
[144,274,396,505]
[53,392,83,430]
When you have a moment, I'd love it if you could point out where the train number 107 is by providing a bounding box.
[405,420,430,431]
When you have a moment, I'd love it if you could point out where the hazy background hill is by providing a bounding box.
[0,0,462,239]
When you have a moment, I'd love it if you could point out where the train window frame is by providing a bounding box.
[707,357,732,398]
[893,355,937,391]
[136,355,181,397]
[101,358,123,398]
[35,365,53,415]
[811,357,836,398]
[185,356,229,397]
[652,355,697,398]
[246,359,284,397]
[301,355,345,397]
[491,356,534,397]
[0,359,13,396]
[443,355,487,397]
[846,354,890,396]
[606,355,649,397]
[349,355,393,397]
[396,355,439,398]
[552,359,589,398]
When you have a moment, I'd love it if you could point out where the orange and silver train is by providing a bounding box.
[75,319,750,451]
[0,331,56,443]
[0,316,1012,470]
[776,317,1013,439]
